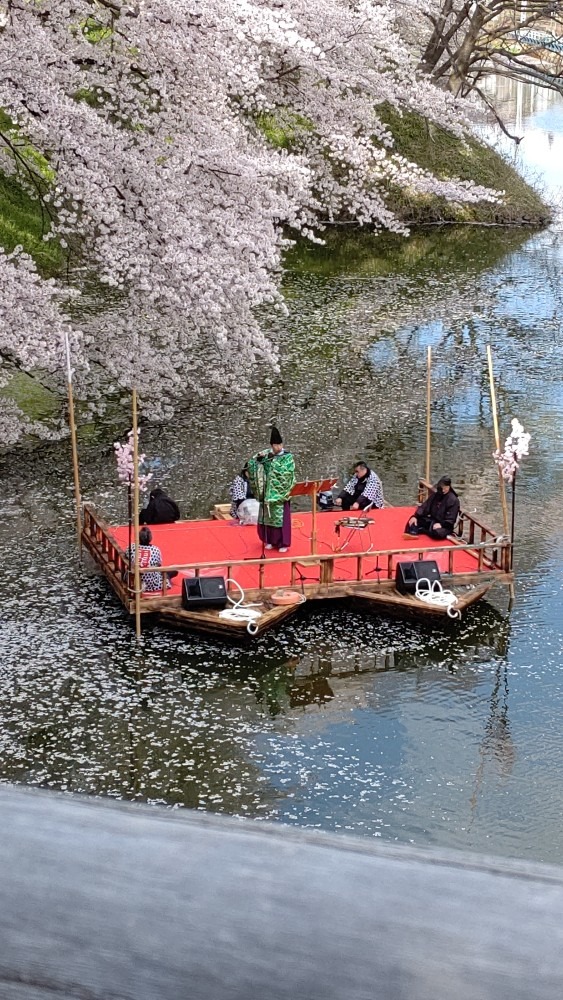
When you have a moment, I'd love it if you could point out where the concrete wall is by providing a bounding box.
[1,785,563,999]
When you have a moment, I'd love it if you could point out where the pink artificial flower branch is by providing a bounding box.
[494,419,531,483]
[114,430,152,493]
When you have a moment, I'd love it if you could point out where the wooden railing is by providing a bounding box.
[82,504,512,613]
[83,505,131,596]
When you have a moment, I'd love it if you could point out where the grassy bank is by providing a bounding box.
[259,104,550,227]
[379,105,550,226]
[0,171,63,276]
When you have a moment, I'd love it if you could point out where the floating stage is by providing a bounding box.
[82,487,513,640]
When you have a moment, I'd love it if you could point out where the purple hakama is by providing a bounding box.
[257,501,292,549]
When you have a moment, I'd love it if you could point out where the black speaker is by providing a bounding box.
[182,576,228,609]
[317,490,334,511]
[395,560,441,595]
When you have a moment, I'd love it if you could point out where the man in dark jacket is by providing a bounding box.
[140,488,181,525]
[406,477,460,540]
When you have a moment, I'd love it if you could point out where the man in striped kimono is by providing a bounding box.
[335,462,384,511]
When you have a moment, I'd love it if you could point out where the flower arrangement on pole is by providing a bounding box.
[114,431,152,564]
[494,419,531,568]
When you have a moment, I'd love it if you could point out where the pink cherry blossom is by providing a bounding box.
[0,0,502,443]
[114,430,152,492]
[494,419,531,482]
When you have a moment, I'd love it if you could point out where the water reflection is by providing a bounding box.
[480,76,563,199]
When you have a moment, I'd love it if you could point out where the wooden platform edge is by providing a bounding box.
[352,582,492,618]
[211,504,232,521]
[158,601,299,639]
[81,503,513,640]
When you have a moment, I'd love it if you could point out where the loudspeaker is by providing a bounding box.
[182,576,228,609]
[395,560,441,595]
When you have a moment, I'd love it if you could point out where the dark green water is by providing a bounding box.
[1,81,563,863]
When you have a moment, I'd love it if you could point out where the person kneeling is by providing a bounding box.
[140,487,180,525]
[406,476,460,540]
[334,462,384,512]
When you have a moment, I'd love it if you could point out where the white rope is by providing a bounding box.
[414,578,461,619]
[219,578,263,635]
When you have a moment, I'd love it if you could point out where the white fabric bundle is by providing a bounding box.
[238,499,260,525]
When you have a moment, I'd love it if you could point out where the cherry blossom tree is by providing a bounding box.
[0,0,500,443]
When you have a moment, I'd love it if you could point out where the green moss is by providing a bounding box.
[256,110,313,149]
[1,371,60,422]
[378,104,549,226]
[0,172,63,276]
[81,16,112,44]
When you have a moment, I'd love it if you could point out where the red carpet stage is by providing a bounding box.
[110,507,481,597]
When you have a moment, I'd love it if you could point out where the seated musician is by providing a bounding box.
[229,465,254,520]
[140,487,180,525]
[406,476,460,540]
[334,462,384,511]
[126,527,177,592]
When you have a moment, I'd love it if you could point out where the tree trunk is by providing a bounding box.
[447,6,487,96]
[418,0,455,75]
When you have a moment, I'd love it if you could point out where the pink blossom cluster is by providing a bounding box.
[0,0,503,442]
[114,430,152,492]
[494,419,531,482]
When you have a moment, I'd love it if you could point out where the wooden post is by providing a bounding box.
[486,346,510,537]
[425,346,431,487]
[132,389,142,640]
[64,333,82,557]
[311,481,319,556]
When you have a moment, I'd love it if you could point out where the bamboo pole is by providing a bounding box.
[486,346,510,537]
[311,481,318,556]
[132,389,142,640]
[425,346,431,487]
[64,332,83,557]
[510,471,517,571]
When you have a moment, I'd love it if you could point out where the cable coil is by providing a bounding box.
[219,578,263,635]
[414,577,461,619]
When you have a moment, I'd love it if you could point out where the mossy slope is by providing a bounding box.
[379,105,549,226]
[0,172,63,275]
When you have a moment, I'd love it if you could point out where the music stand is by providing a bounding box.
[290,478,338,555]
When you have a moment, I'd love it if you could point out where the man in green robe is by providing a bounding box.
[247,427,296,552]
